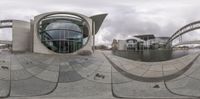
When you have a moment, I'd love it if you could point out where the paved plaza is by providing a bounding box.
[0,50,200,98]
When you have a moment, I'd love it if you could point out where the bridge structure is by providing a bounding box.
[165,20,200,48]
[0,20,12,49]
[172,40,200,47]
[0,20,12,28]
[0,40,12,45]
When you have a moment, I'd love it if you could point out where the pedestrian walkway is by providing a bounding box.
[103,51,200,98]
[0,50,200,98]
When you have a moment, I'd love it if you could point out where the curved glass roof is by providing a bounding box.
[45,20,81,32]
[38,14,89,54]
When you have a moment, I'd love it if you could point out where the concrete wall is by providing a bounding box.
[118,40,127,50]
[12,20,31,52]
[30,20,34,52]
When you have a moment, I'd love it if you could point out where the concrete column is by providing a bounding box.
[12,20,31,52]
[92,21,95,53]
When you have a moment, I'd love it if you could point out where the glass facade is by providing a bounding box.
[38,15,89,53]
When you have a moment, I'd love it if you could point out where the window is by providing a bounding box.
[38,14,89,53]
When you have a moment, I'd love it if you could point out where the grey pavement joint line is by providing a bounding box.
[7,54,60,97]
[104,52,200,82]
[163,54,200,98]
[0,54,11,98]
[12,54,57,82]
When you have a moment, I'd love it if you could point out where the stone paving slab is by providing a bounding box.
[95,62,111,73]
[76,66,97,77]
[11,69,32,80]
[148,64,163,71]
[120,62,138,70]
[43,57,56,64]
[183,56,200,76]
[163,69,178,76]
[10,64,23,70]
[187,69,200,80]
[47,79,112,98]
[126,67,147,76]
[70,62,83,71]
[142,70,163,78]
[84,71,111,83]
[59,71,83,83]
[36,70,59,82]
[0,61,10,67]
[162,63,177,71]
[10,77,57,96]
[0,80,10,97]
[0,50,200,98]
[105,51,200,80]
[10,57,24,70]
[166,77,191,89]
[111,67,184,98]
[27,66,45,75]
[0,70,10,80]
[165,77,200,97]
[45,65,59,72]
[111,72,132,84]
[59,64,73,72]
[82,63,99,71]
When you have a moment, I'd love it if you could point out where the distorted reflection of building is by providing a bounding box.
[153,37,170,49]
[134,34,155,49]
[112,34,170,51]
[126,37,144,51]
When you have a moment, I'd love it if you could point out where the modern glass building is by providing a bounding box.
[33,12,107,54]
[0,12,107,54]
[38,14,89,53]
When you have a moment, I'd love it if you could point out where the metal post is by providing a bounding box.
[93,22,95,53]
[147,36,148,50]
[179,35,182,43]
[143,37,144,51]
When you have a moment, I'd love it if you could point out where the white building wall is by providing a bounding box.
[145,39,155,48]
[118,40,126,50]
[12,20,31,52]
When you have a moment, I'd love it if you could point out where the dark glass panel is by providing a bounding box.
[39,14,89,53]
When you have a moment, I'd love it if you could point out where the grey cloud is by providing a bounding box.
[99,7,181,43]
[0,0,200,46]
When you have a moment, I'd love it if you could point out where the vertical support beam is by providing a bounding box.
[12,20,31,52]
[147,36,149,50]
[30,19,34,52]
[179,35,182,43]
[92,21,95,53]
[181,35,182,43]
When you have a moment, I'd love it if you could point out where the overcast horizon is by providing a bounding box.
[1,0,200,46]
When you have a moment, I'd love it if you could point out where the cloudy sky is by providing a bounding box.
[0,0,200,46]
